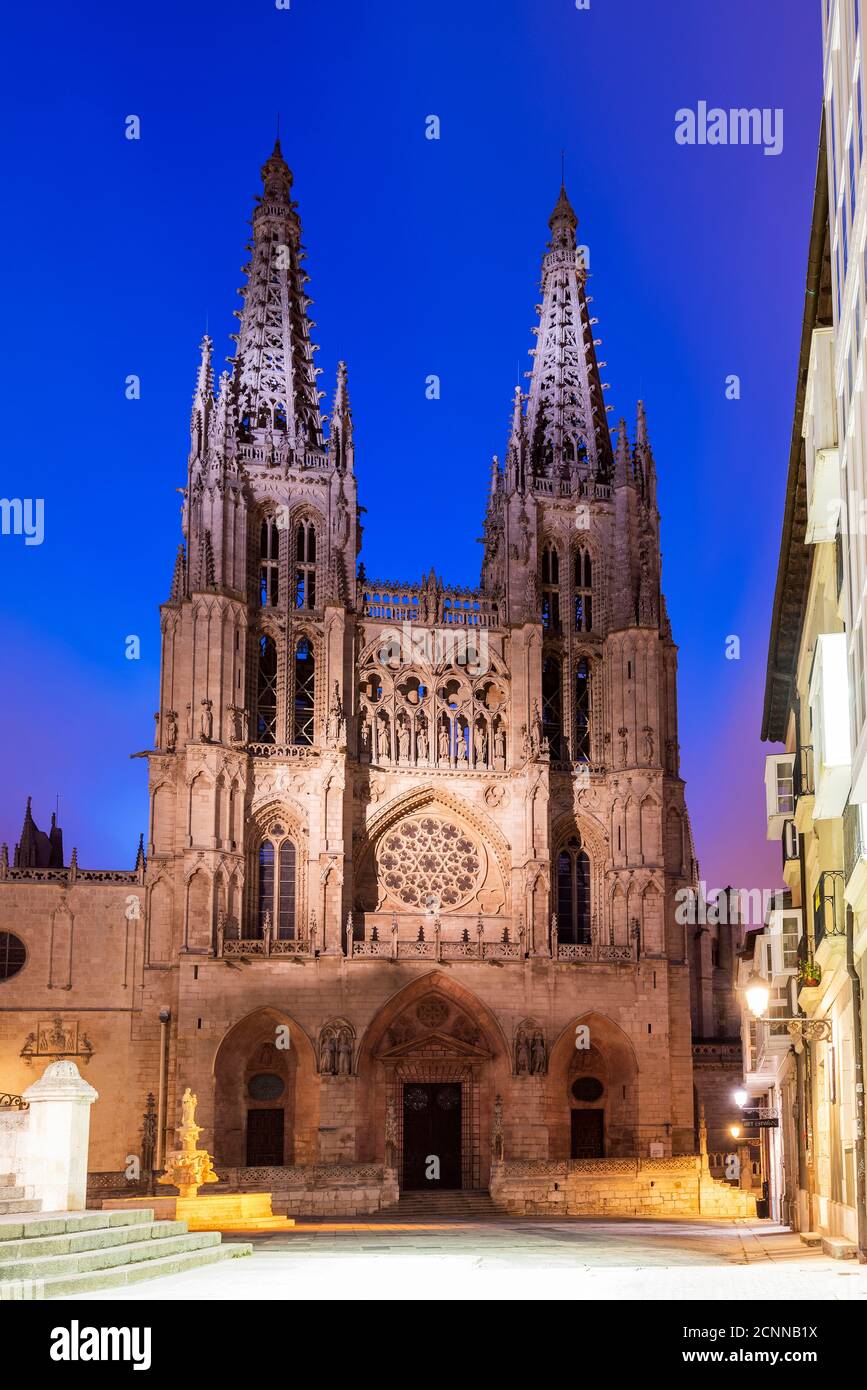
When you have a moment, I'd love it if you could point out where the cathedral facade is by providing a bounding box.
[0,144,716,1214]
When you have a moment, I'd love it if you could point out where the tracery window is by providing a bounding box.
[256,827,297,939]
[574,548,593,632]
[256,635,278,743]
[259,517,280,608]
[293,638,315,744]
[556,836,591,945]
[295,520,317,610]
[575,657,591,763]
[542,656,563,760]
[541,545,561,632]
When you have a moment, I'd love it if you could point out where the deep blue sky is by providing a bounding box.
[0,0,820,892]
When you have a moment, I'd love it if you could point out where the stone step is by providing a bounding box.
[8,1242,250,1300]
[0,1218,189,1263]
[0,1209,149,1238]
[799,1231,823,1247]
[0,1206,250,1299]
[0,1229,222,1281]
[0,1187,26,1202]
[821,1235,858,1259]
[0,1200,42,1216]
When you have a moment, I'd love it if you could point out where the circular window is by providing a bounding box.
[248,1072,285,1102]
[0,932,26,982]
[571,1076,604,1103]
[377,815,483,910]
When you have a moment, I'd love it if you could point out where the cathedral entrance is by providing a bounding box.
[571,1108,604,1158]
[246,1108,284,1165]
[402,1083,462,1189]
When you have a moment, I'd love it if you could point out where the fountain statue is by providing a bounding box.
[158,1088,219,1199]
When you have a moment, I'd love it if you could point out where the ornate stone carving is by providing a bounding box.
[514,1019,547,1076]
[318,1019,355,1075]
[377,815,483,910]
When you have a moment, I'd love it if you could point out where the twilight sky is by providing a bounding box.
[0,0,820,896]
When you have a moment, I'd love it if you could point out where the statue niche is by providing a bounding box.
[318,1019,355,1076]
[514,1019,547,1076]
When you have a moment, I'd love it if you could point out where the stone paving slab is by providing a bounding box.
[58,1217,867,1301]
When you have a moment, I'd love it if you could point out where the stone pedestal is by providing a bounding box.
[103,1192,295,1231]
[23,1059,98,1211]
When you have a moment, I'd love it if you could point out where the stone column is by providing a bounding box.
[23,1059,98,1211]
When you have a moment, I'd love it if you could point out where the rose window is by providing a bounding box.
[377,815,483,909]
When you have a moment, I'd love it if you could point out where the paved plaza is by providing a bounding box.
[66,1217,867,1302]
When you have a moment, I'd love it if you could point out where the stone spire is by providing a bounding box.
[523,185,614,481]
[327,361,354,473]
[190,334,214,460]
[169,543,186,602]
[230,140,324,453]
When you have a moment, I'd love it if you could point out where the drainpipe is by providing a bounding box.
[793,695,814,1223]
[846,905,867,1262]
[156,1007,171,1170]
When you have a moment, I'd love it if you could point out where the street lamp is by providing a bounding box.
[744,971,771,1019]
[733,1088,748,1108]
[729,1124,742,1140]
[742,970,831,1049]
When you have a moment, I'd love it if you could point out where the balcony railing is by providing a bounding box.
[813,869,846,948]
[793,745,815,802]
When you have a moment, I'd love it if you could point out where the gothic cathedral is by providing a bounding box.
[0,143,713,1214]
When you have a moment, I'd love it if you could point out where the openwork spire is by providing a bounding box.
[230,141,324,452]
[523,185,613,480]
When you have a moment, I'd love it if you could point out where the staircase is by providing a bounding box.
[379,1189,502,1222]
[0,1200,251,1299]
[0,1173,41,1217]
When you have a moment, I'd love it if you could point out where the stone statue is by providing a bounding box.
[515,1032,530,1075]
[360,712,371,754]
[417,723,428,761]
[200,698,213,742]
[165,710,178,751]
[438,722,450,760]
[320,1033,336,1075]
[531,702,543,756]
[398,722,410,762]
[379,718,391,762]
[327,682,343,745]
[181,1087,197,1130]
[153,711,160,746]
[494,725,506,762]
[456,722,467,762]
[531,1030,547,1075]
[644,725,654,762]
[619,726,628,765]
[338,1033,352,1075]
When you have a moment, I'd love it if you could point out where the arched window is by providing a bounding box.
[542,656,563,759]
[574,549,592,632]
[575,658,591,762]
[293,637,315,744]
[557,836,591,945]
[259,517,279,608]
[295,520,317,610]
[256,635,278,743]
[541,545,560,632]
[256,830,298,939]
